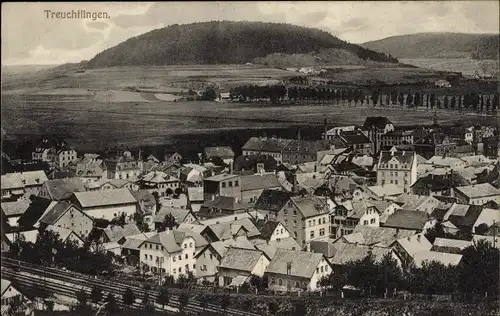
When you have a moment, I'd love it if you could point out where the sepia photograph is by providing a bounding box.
[1,1,499,315]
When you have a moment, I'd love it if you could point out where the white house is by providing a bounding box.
[1,171,48,202]
[265,249,332,292]
[376,148,418,193]
[1,279,31,314]
[218,247,270,287]
[138,228,208,280]
[139,171,181,196]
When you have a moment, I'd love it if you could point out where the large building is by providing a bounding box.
[242,137,330,164]
[361,117,395,154]
[376,148,418,193]
[413,132,457,160]
[31,136,78,168]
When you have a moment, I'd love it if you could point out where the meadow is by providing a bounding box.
[400,58,499,77]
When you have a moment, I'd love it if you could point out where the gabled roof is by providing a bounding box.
[446,204,483,229]
[349,200,380,219]
[45,225,83,243]
[1,279,12,296]
[473,208,500,231]
[330,243,393,265]
[196,236,255,259]
[103,223,141,243]
[141,171,179,183]
[73,188,137,208]
[255,189,292,212]
[39,201,83,225]
[242,137,266,151]
[204,146,235,159]
[265,249,324,278]
[143,228,208,253]
[367,184,404,199]
[204,217,260,241]
[383,210,430,231]
[362,116,393,130]
[253,237,301,259]
[17,197,54,228]
[290,195,329,218]
[219,247,266,272]
[1,200,30,217]
[130,190,156,209]
[340,131,370,145]
[455,183,500,199]
[378,149,415,166]
[394,234,432,256]
[255,220,281,241]
[43,178,86,200]
[1,170,48,189]
[348,226,416,247]
[154,206,194,224]
[240,173,281,191]
[412,251,463,268]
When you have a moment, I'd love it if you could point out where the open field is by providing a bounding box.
[2,93,495,154]
[400,58,499,77]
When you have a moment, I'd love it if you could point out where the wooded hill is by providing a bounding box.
[363,32,499,60]
[87,21,398,68]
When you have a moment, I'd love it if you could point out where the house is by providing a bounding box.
[165,152,183,165]
[195,236,255,282]
[365,184,404,200]
[253,237,301,259]
[414,132,457,160]
[241,137,291,164]
[330,200,381,238]
[431,238,472,254]
[442,203,484,235]
[390,234,432,267]
[85,179,139,192]
[197,196,249,220]
[70,188,138,221]
[203,173,282,204]
[412,251,462,268]
[38,178,86,201]
[265,249,331,292]
[233,155,278,175]
[16,197,56,230]
[218,247,270,287]
[100,223,142,244]
[180,164,212,186]
[382,210,431,232]
[44,225,86,246]
[376,148,418,193]
[187,187,204,212]
[120,232,157,266]
[369,200,401,224]
[1,170,48,202]
[381,130,414,148]
[1,279,31,314]
[204,146,235,164]
[104,154,141,180]
[282,140,331,164]
[473,208,500,234]
[37,200,93,240]
[254,220,291,243]
[201,217,260,242]
[139,171,181,196]
[130,190,157,226]
[329,243,399,267]
[138,228,208,279]
[154,206,198,230]
[324,126,356,139]
[361,117,395,154]
[454,183,500,205]
[343,225,415,247]
[411,170,470,196]
[31,136,77,168]
[70,156,107,183]
[394,195,440,215]
[339,131,372,155]
[1,201,30,227]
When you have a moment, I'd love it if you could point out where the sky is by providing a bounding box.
[2,1,499,66]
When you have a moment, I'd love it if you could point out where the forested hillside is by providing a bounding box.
[87,21,398,68]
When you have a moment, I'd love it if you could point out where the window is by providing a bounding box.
[293,220,297,227]
[370,218,376,224]
[209,254,213,260]
[278,279,283,285]
[234,181,239,187]
[149,255,153,260]
[284,209,288,215]
[288,202,293,208]
[395,180,398,185]
[312,219,316,226]
[310,231,315,239]
[185,264,189,271]
[221,182,226,188]
[149,244,152,249]
[294,232,298,238]
[395,172,398,176]
[364,220,369,225]
[322,217,326,224]
[390,172,393,176]
[156,245,159,250]
[144,254,148,260]
[271,278,276,284]
[316,267,319,273]
[179,268,182,273]
[203,265,207,271]
[319,228,325,236]
[189,242,193,248]
[178,255,182,261]
[185,254,188,259]
[325,265,328,272]
[308,220,311,227]
[320,266,324,273]
[228,181,233,187]
[173,256,176,262]
[293,210,297,216]
[193,264,196,269]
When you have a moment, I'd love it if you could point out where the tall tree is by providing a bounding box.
[122,288,135,305]
[157,286,170,309]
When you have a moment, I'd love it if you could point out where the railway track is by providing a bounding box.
[2,258,259,316]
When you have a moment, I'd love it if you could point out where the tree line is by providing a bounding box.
[229,84,500,113]
[320,239,498,299]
